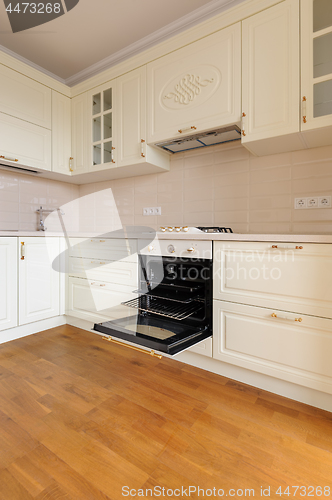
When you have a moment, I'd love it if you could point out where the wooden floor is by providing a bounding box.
[0,327,332,500]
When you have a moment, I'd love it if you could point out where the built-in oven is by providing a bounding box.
[93,239,212,356]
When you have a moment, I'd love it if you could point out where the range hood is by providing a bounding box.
[155,125,241,153]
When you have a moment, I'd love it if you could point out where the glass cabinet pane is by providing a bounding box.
[93,144,102,165]
[92,93,101,115]
[313,0,332,32]
[93,116,101,142]
[104,113,112,140]
[104,141,113,163]
[104,88,112,111]
[313,32,332,77]
[313,80,332,117]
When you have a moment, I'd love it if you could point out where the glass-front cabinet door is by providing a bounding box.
[302,0,332,131]
[88,81,117,171]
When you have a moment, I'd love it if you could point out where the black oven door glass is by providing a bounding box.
[93,315,211,356]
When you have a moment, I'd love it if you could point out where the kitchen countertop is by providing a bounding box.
[1,231,332,243]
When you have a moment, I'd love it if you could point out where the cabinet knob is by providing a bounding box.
[242,112,246,117]
[242,130,246,136]
[148,245,154,252]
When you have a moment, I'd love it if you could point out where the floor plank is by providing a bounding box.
[0,325,331,499]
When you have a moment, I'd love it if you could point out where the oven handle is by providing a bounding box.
[101,336,162,359]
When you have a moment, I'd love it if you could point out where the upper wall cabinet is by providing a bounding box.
[87,80,117,172]
[52,91,72,175]
[117,67,169,174]
[241,0,304,156]
[147,24,241,144]
[0,64,51,129]
[301,0,332,148]
[71,92,89,175]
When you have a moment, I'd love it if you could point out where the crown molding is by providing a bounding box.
[0,43,70,95]
[64,0,246,87]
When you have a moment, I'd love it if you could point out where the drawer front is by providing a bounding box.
[213,241,332,318]
[67,277,136,322]
[213,300,332,394]
[69,238,137,262]
[187,337,212,357]
[68,257,138,287]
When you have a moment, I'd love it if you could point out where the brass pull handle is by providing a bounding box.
[100,284,106,287]
[178,126,197,134]
[242,112,246,117]
[242,130,246,136]
[302,96,307,124]
[272,245,303,250]
[141,139,146,158]
[0,155,18,162]
[271,313,302,323]
[111,147,115,164]
[102,336,162,359]
[21,242,25,260]
[69,157,74,172]
[187,247,195,253]
[295,246,303,250]
[272,245,278,249]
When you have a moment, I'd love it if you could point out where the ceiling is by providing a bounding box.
[0,0,244,86]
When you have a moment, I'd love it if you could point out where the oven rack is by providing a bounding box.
[133,288,203,303]
[121,295,203,320]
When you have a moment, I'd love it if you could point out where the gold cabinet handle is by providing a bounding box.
[271,313,302,323]
[295,246,303,250]
[0,155,18,162]
[102,336,162,359]
[178,126,197,134]
[69,157,74,172]
[111,147,116,164]
[187,247,195,253]
[141,139,146,158]
[242,130,246,136]
[21,242,25,260]
[272,245,303,250]
[302,96,307,123]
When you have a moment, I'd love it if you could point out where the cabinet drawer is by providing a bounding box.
[213,241,332,318]
[67,277,136,322]
[0,113,51,171]
[68,257,138,287]
[188,337,212,357]
[68,238,137,262]
[0,64,51,129]
[213,300,332,394]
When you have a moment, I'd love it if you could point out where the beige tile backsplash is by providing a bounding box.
[1,141,332,234]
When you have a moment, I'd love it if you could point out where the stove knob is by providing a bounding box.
[167,244,175,254]
[160,227,166,232]
[148,245,154,252]
[167,227,174,232]
[187,247,195,253]
[182,226,189,232]
[174,227,181,232]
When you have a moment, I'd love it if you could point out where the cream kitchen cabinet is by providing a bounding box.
[241,0,305,156]
[213,241,332,319]
[66,237,138,322]
[71,92,89,175]
[147,23,241,145]
[87,80,117,172]
[213,300,332,395]
[52,91,72,175]
[0,238,18,332]
[0,112,52,172]
[19,237,60,325]
[117,67,169,173]
[301,0,332,148]
[0,64,51,129]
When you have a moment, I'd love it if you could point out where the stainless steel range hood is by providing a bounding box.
[155,125,241,153]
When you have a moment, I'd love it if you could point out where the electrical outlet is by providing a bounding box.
[307,197,318,208]
[295,198,307,209]
[154,207,162,215]
[143,207,162,216]
[318,196,331,208]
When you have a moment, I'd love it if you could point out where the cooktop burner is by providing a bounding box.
[196,227,233,233]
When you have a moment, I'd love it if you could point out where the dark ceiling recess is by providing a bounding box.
[64,0,80,12]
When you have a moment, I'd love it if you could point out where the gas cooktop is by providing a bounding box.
[158,226,233,234]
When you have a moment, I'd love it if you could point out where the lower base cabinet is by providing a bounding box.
[19,237,60,325]
[213,300,332,394]
[0,238,18,332]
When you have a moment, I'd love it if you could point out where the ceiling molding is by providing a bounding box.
[64,0,245,87]
[0,43,66,85]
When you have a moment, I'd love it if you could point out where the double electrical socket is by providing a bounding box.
[294,196,331,209]
[143,207,162,216]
